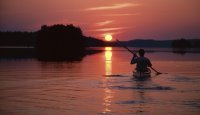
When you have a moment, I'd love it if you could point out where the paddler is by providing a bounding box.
[131,49,152,72]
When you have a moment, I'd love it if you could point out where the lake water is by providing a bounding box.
[0,47,200,115]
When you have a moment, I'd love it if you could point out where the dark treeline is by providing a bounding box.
[1,31,199,48]
[0,25,200,48]
[36,24,85,60]
[84,36,105,47]
[1,26,200,60]
[0,24,104,60]
[171,38,200,48]
[0,31,36,46]
[36,24,105,60]
[0,28,104,47]
[170,38,200,54]
[123,39,172,48]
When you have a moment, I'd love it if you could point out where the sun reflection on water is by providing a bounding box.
[105,47,112,75]
[102,87,113,114]
[102,47,114,114]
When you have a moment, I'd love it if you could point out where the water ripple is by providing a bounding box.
[111,85,174,90]
[116,100,145,104]
[169,76,200,83]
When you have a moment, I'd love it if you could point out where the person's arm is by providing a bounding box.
[147,58,152,67]
[130,54,138,64]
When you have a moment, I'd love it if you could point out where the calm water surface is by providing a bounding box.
[0,47,200,115]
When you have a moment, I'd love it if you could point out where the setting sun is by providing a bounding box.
[105,35,112,41]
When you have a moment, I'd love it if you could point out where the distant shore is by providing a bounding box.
[1,31,200,48]
[1,25,200,60]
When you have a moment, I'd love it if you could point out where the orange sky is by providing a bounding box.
[0,0,200,40]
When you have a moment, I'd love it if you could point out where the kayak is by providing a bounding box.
[133,70,151,78]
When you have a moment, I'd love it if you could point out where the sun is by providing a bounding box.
[105,34,112,41]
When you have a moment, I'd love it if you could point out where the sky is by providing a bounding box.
[0,0,200,40]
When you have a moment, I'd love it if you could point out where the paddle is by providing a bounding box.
[116,39,162,75]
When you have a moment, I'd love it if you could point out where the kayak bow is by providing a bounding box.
[133,70,151,78]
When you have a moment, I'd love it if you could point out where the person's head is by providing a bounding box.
[139,49,145,57]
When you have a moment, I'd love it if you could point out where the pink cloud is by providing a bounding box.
[85,3,140,11]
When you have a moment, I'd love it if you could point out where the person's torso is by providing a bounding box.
[135,57,150,71]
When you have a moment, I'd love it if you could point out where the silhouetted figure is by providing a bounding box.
[131,49,152,72]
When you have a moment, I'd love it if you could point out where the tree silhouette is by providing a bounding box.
[171,38,191,55]
[171,38,191,48]
[36,24,86,61]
